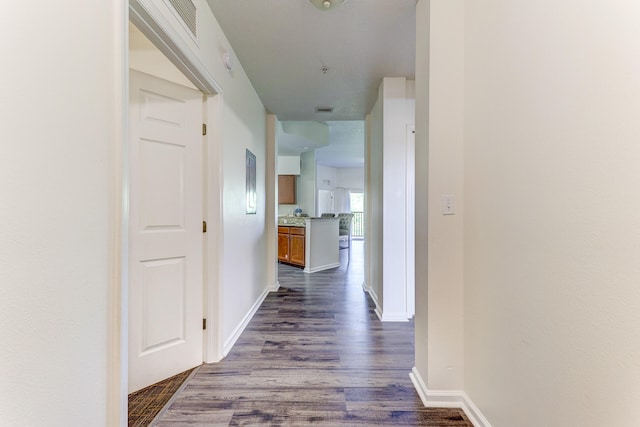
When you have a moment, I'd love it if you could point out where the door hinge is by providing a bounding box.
[203,318,207,330]
[202,123,207,135]
[203,220,207,233]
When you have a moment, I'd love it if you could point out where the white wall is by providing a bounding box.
[431,0,464,390]
[317,166,364,216]
[265,115,278,291]
[0,1,125,425]
[316,165,337,216]
[317,164,337,191]
[414,1,640,426]
[365,90,384,310]
[406,80,416,127]
[336,167,365,191]
[296,150,317,216]
[415,0,465,392]
[462,1,640,426]
[188,5,268,350]
[278,155,300,175]
[278,204,297,216]
[366,78,415,321]
[381,77,415,321]
[413,0,430,411]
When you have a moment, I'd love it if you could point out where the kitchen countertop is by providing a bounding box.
[278,216,338,226]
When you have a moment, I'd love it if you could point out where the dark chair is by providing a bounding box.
[337,213,354,261]
[320,213,335,218]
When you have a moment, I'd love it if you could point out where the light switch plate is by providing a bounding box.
[442,195,455,215]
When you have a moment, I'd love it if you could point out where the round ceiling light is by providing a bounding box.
[308,0,348,11]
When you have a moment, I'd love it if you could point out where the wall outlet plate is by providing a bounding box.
[442,195,455,215]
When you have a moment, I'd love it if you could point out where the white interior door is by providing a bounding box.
[128,69,203,393]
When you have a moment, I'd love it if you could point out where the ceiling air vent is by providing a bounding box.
[167,0,197,37]
[315,107,334,113]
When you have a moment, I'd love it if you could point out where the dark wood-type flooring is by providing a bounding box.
[154,241,471,426]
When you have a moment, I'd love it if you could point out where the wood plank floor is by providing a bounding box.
[154,241,471,426]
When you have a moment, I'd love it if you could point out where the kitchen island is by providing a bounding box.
[278,216,340,273]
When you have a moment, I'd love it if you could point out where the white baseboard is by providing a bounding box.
[361,280,370,292]
[304,262,340,273]
[409,367,492,427]
[222,288,269,356]
[362,284,383,321]
[360,282,408,322]
[380,312,410,322]
[268,280,280,292]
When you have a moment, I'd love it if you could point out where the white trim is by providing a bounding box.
[364,281,410,322]
[303,262,340,274]
[380,312,410,322]
[203,93,224,364]
[405,124,415,318]
[269,280,281,292]
[363,284,383,321]
[460,393,493,427]
[109,2,128,425]
[222,288,269,356]
[361,280,370,292]
[409,367,493,427]
[129,0,222,95]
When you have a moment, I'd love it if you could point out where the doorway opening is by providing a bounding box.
[349,191,364,240]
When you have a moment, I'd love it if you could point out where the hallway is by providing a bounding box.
[154,242,471,426]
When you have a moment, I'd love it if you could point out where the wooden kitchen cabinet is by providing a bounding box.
[278,175,297,204]
[278,225,305,267]
[289,227,305,266]
[278,227,291,262]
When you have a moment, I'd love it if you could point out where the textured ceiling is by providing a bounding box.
[206,0,416,167]
[316,121,365,167]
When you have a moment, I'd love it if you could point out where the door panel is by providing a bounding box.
[141,139,185,229]
[290,234,305,267]
[140,257,186,354]
[278,228,290,262]
[129,70,203,393]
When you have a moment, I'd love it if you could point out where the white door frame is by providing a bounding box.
[202,92,224,364]
[110,1,225,424]
[406,125,416,318]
